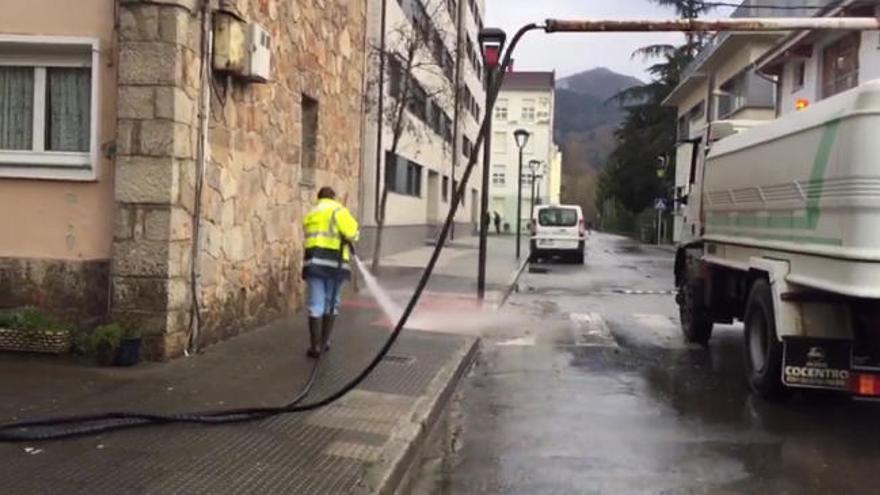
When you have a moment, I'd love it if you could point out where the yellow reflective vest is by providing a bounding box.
[302,198,360,279]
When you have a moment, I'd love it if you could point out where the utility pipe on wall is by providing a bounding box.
[544,17,880,33]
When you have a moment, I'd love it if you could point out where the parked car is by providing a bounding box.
[529,204,586,264]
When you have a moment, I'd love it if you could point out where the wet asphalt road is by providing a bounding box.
[413,233,880,494]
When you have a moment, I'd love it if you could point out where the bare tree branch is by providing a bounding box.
[367,0,461,270]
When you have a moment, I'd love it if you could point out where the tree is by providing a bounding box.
[599,0,715,218]
[648,0,714,55]
[365,0,457,271]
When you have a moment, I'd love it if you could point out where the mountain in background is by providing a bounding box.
[554,67,643,164]
[554,68,643,221]
[558,67,644,102]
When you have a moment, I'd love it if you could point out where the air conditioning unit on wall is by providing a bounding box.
[245,23,272,82]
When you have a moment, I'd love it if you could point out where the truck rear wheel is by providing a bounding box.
[678,276,713,345]
[744,279,788,400]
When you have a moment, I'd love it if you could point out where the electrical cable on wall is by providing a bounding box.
[186,0,213,355]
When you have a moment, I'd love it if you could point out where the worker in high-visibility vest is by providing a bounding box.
[302,186,360,358]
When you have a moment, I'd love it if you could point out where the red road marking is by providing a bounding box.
[344,292,484,330]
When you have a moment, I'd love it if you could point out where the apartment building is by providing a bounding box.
[488,71,556,233]
[360,0,486,255]
[756,0,880,117]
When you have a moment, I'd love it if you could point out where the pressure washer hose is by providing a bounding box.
[0,24,540,442]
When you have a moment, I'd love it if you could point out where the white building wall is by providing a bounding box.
[489,85,555,230]
[360,0,486,252]
[456,0,487,228]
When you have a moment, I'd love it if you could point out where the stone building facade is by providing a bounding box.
[0,0,367,359]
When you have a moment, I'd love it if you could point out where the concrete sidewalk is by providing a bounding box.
[0,244,490,493]
[373,234,523,305]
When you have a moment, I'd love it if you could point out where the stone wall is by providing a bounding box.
[196,0,365,347]
[112,0,201,359]
[112,0,366,359]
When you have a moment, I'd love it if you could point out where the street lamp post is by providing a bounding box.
[528,160,543,218]
[536,163,547,206]
[477,28,507,301]
[513,129,530,260]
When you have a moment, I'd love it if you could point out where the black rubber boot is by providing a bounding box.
[322,315,336,352]
[307,317,322,358]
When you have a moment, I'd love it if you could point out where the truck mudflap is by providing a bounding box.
[782,338,852,391]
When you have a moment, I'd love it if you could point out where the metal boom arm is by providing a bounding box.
[545,17,880,33]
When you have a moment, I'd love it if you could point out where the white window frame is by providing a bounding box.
[791,60,806,93]
[521,99,536,122]
[492,165,506,186]
[0,34,101,181]
[820,32,861,100]
[494,98,508,120]
[537,97,550,119]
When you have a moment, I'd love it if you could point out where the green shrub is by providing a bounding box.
[72,320,142,358]
[0,307,69,334]
[81,323,124,356]
[118,319,142,339]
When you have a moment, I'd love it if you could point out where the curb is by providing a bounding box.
[496,257,530,309]
[356,336,480,494]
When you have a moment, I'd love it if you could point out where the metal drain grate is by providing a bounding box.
[382,354,415,365]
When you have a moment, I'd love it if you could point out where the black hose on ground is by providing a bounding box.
[0,23,541,442]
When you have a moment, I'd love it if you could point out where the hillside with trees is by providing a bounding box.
[596,0,715,236]
[554,68,642,222]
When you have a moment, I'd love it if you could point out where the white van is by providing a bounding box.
[529,204,586,264]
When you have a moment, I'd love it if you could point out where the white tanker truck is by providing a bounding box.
[675,79,880,400]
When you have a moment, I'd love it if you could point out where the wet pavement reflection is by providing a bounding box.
[411,233,880,494]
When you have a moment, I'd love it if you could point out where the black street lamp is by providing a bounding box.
[536,165,547,206]
[528,160,544,218]
[513,128,530,260]
[477,28,507,300]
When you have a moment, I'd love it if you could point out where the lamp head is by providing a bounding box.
[514,129,530,149]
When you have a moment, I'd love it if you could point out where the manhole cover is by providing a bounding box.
[382,355,415,365]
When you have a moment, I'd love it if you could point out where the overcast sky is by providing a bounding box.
[486,0,735,82]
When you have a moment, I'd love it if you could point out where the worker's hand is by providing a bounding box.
[343,238,356,254]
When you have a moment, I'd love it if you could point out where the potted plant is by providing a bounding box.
[113,323,143,367]
[0,307,72,354]
[76,321,143,367]
[88,323,123,366]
